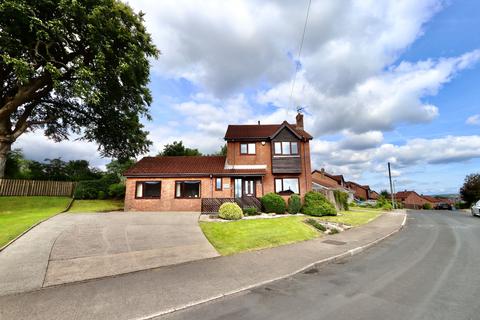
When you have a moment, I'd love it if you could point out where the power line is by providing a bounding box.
[288,0,312,111]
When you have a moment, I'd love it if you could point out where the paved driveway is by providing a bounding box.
[0,212,218,296]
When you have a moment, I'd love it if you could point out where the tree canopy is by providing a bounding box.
[0,0,159,177]
[5,148,102,181]
[158,141,202,157]
[460,173,480,205]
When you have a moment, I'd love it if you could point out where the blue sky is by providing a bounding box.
[17,0,480,195]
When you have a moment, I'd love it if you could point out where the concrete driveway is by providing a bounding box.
[0,212,219,296]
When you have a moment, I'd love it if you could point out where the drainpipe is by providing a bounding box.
[209,174,213,198]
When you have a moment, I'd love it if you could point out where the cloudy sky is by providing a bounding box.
[17,0,480,195]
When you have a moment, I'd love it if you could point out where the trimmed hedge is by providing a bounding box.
[261,192,286,214]
[287,195,302,214]
[219,203,244,220]
[74,174,121,200]
[302,191,337,217]
[243,207,260,216]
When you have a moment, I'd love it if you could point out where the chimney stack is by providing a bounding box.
[296,112,304,130]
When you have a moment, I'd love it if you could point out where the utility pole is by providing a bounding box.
[388,162,396,209]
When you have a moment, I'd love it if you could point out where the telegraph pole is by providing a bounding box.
[388,162,396,209]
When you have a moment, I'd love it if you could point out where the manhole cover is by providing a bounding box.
[322,240,347,245]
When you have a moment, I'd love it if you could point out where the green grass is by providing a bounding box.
[0,196,71,247]
[317,209,382,227]
[68,199,124,213]
[200,216,319,255]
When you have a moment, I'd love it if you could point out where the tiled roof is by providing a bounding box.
[124,156,266,177]
[395,191,417,200]
[312,177,339,189]
[224,122,313,140]
[422,195,442,203]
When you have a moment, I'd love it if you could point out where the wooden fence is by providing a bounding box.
[0,179,76,197]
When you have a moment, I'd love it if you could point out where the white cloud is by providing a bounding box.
[311,135,480,180]
[466,114,480,125]
[129,0,443,96]
[259,50,480,136]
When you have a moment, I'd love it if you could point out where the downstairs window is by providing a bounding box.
[175,181,201,198]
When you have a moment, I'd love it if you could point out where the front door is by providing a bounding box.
[243,179,255,197]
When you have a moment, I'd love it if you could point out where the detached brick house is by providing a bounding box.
[395,190,432,209]
[124,113,313,212]
[345,181,370,200]
[311,169,354,202]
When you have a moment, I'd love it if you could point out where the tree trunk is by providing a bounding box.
[0,141,11,179]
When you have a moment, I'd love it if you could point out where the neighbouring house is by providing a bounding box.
[395,190,433,209]
[311,169,354,203]
[421,195,454,208]
[369,190,380,200]
[345,181,368,200]
[123,113,313,212]
[344,181,378,201]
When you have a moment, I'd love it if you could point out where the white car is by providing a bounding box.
[472,200,480,216]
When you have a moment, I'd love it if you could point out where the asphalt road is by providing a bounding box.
[161,210,480,320]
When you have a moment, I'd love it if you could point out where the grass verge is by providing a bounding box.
[200,216,319,255]
[68,199,124,213]
[317,209,383,227]
[0,196,71,247]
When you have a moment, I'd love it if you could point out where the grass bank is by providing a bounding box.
[200,216,319,255]
[318,209,383,226]
[68,199,124,213]
[0,196,71,247]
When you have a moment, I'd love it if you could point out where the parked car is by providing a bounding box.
[472,200,480,217]
[435,203,452,210]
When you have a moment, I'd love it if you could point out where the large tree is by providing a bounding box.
[460,173,480,205]
[0,0,159,177]
[158,141,202,157]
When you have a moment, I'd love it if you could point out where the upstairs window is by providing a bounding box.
[175,181,201,198]
[240,143,256,155]
[274,142,299,155]
[136,181,161,199]
[275,178,299,194]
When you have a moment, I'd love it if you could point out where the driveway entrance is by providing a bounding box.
[0,212,219,295]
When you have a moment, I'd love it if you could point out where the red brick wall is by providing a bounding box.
[125,177,232,211]
[227,140,312,199]
[404,193,430,209]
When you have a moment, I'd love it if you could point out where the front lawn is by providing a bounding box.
[200,216,319,255]
[0,196,71,247]
[68,199,124,213]
[318,209,382,227]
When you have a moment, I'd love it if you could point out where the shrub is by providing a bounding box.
[302,191,336,217]
[219,203,243,220]
[108,183,126,199]
[97,191,106,199]
[333,190,349,211]
[305,218,326,231]
[74,174,121,199]
[287,195,302,214]
[382,202,393,211]
[243,207,260,216]
[423,203,432,210]
[329,228,339,234]
[261,193,286,214]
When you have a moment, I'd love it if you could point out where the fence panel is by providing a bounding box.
[0,179,76,197]
[201,197,262,214]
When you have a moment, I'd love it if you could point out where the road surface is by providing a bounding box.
[162,210,480,320]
